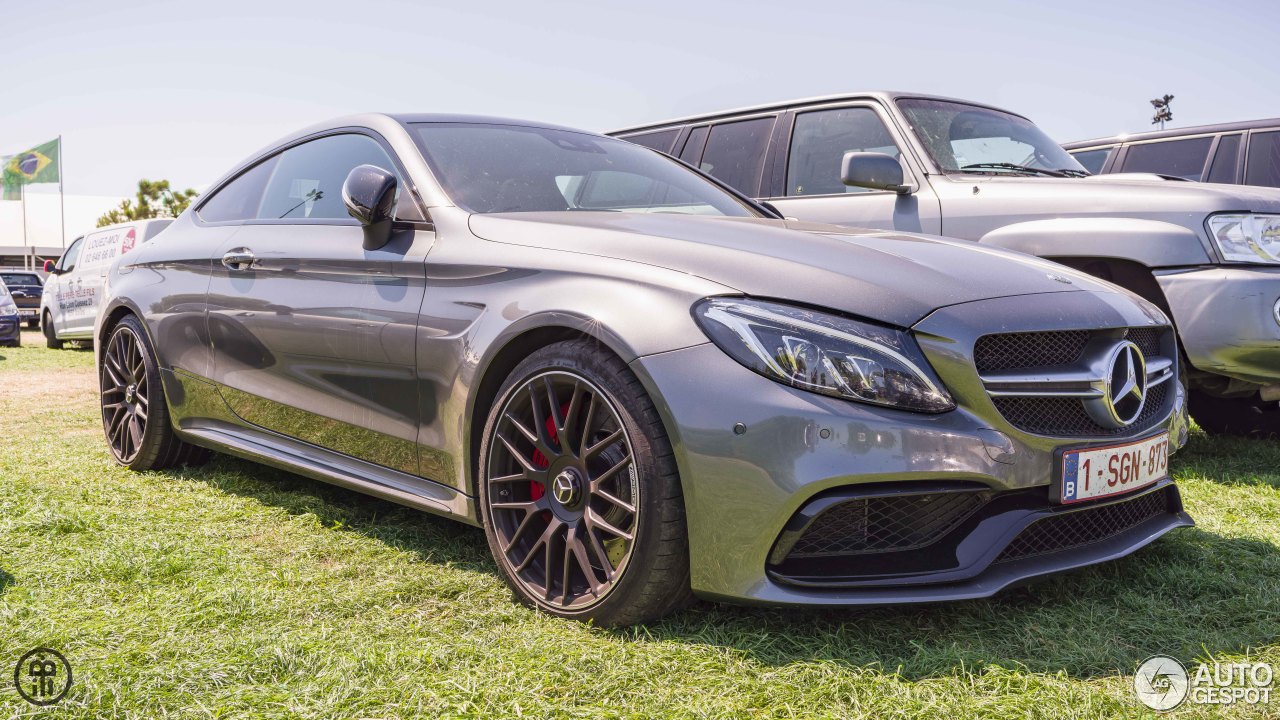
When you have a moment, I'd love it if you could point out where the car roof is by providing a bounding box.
[1063,118,1280,150]
[608,91,1028,135]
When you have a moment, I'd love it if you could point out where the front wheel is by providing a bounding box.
[101,315,210,470]
[478,339,692,626]
[42,312,63,349]
[1190,389,1280,439]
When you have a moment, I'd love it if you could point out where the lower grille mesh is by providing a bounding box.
[787,491,991,558]
[995,487,1172,563]
[993,380,1170,437]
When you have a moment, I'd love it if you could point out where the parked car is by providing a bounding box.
[40,219,171,349]
[1063,118,1280,185]
[610,92,1280,437]
[0,280,20,347]
[97,113,1192,625]
[0,270,44,328]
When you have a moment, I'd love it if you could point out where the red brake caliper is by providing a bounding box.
[529,403,571,504]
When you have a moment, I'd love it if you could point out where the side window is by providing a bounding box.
[678,126,709,165]
[1206,134,1242,184]
[198,156,279,223]
[697,117,775,196]
[1245,131,1280,188]
[787,107,902,196]
[1071,148,1113,175]
[258,134,399,220]
[57,239,83,272]
[624,129,680,154]
[1120,137,1213,180]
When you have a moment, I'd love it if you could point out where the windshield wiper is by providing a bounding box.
[959,162,1068,178]
[1056,168,1091,178]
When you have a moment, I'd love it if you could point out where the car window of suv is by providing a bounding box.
[1,273,41,287]
[1206,134,1242,184]
[678,126,709,165]
[1070,148,1112,175]
[198,156,280,223]
[1120,137,1212,180]
[57,238,83,272]
[1245,131,1280,188]
[258,134,399,221]
[624,129,680,154]
[697,117,775,196]
[787,107,902,196]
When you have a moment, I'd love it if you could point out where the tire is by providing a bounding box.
[42,312,63,349]
[477,338,692,626]
[100,314,210,470]
[1190,388,1280,439]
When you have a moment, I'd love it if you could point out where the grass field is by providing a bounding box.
[1,327,1277,719]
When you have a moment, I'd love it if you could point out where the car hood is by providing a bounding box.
[468,212,1119,327]
[963,172,1280,215]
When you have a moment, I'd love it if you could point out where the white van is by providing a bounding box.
[40,218,172,348]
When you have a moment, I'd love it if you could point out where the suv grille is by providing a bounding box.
[995,486,1172,563]
[786,491,991,558]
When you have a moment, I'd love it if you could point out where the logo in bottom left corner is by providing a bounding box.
[14,647,72,706]
[1135,655,1190,712]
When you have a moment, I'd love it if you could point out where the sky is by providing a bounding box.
[2,0,1279,206]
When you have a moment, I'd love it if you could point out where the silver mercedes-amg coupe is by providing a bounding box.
[94,114,1192,625]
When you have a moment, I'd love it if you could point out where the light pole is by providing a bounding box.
[1150,94,1174,130]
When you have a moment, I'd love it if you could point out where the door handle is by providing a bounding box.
[221,249,257,271]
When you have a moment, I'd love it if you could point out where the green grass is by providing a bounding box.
[1,327,1277,718]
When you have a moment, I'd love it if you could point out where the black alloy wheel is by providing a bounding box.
[479,340,692,625]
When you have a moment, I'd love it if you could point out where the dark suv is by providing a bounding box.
[1,271,44,329]
[1064,118,1280,186]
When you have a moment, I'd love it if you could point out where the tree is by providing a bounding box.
[97,179,199,227]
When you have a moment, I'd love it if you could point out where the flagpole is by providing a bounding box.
[21,184,29,271]
[58,134,66,249]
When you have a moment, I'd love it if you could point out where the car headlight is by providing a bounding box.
[0,297,17,317]
[1206,213,1280,264]
[693,298,955,413]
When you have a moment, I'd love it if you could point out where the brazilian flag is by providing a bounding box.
[2,138,59,200]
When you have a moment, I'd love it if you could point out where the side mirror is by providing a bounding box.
[42,259,58,274]
[841,152,911,194]
[342,164,398,251]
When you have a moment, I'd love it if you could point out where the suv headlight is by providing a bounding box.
[693,298,954,413]
[1207,214,1280,264]
[0,296,17,317]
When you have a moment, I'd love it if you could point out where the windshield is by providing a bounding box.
[1,273,41,288]
[413,123,759,217]
[897,99,1087,175]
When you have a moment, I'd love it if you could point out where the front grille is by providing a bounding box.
[1125,327,1163,358]
[993,379,1170,437]
[0,318,16,333]
[786,491,991,558]
[974,330,1091,373]
[995,486,1173,563]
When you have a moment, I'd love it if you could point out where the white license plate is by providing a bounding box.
[1060,433,1169,504]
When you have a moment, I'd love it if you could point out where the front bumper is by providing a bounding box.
[0,315,19,344]
[1156,265,1280,386]
[631,291,1189,606]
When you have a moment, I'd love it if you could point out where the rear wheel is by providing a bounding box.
[42,312,62,349]
[101,315,209,470]
[1190,389,1280,439]
[478,339,692,626]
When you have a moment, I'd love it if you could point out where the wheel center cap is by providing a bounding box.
[552,468,583,507]
[125,385,137,404]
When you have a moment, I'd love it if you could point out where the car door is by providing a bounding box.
[765,104,942,235]
[46,237,83,335]
[204,131,432,476]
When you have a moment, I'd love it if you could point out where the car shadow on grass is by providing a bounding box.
[166,454,1277,682]
[1174,430,1280,489]
[0,568,12,596]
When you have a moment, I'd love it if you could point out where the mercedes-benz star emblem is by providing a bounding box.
[1085,340,1147,429]
[552,469,580,506]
